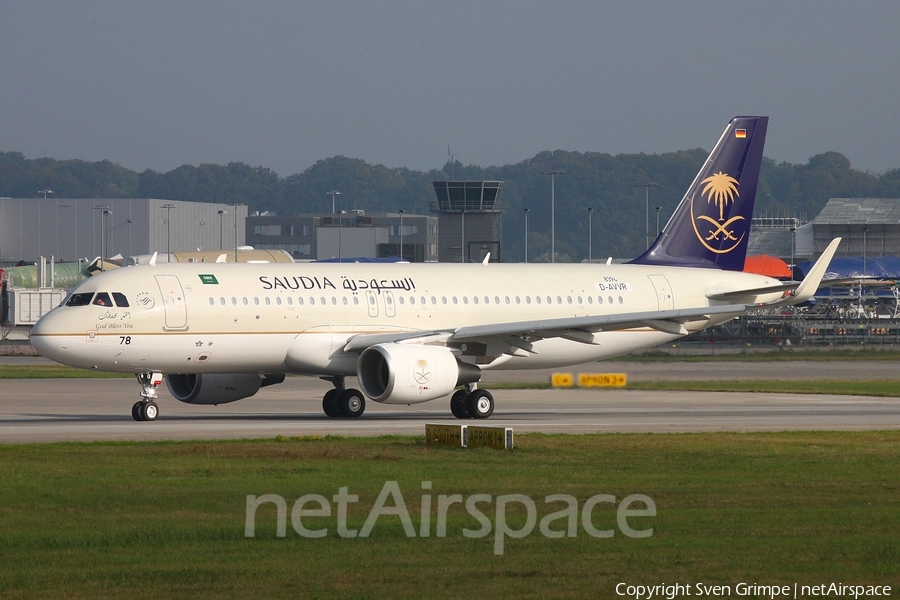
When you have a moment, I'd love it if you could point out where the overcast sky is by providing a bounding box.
[2,1,898,177]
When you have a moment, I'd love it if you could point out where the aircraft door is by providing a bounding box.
[155,275,189,331]
[383,291,396,317]
[365,290,379,317]
[647,274,674,310]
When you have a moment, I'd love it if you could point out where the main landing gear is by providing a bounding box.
[321,376,366,418]
[450,385,494,419]
[132,372,164,422]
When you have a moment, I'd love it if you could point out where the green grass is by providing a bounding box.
[0,433,898,598]
[0,365,129,379]
[622,348,900,362]
[493,379,900,397]
[625,379,900,396]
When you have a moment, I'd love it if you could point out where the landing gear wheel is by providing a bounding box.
[131,401,145,422]
[466,390,494,419]
[450,389,470,419]
[141,401,159,422]
[322,389,341,418]
[337,389,366,418]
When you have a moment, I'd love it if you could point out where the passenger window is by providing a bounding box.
[93,292,113,307]
[112,292,129,307]
[65,292,95,307]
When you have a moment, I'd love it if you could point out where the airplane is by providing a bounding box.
[31,116,841,422]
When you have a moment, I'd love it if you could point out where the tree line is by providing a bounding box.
[2,148,899,261]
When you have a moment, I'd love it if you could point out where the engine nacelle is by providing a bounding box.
[166,373,285,405]
[357,343,481,404]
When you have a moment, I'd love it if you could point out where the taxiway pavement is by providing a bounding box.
[1,360,898,442]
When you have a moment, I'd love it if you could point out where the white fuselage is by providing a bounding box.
[31,261,782,376]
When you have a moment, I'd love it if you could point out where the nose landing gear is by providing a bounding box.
[132,372,163,422]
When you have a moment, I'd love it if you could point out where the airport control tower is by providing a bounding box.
[431,181,504,263]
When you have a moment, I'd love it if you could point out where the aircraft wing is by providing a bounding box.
[707,238,842,304]
[343,304,748,353]
[448,304,748,344]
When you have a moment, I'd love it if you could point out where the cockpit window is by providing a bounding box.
[112,292,129,307]
[93,292,113,307]
[65,292,95,307]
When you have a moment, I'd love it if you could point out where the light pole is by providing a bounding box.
[103,208,113,265]
[862,226,868,276]
[38,190,53,259]
[635,183,658,250]
[218,210,226,249]
[94,205,109,269]
[790,225,796,280]
[161,203,176,262]
[460,208,466,263]
[231,203,242,262]
[523,208,529,263]
[587,207,594,263]
[328,191,342,214]
[655,206,662,237]
[398,210,405,261]
[540,170,565,263]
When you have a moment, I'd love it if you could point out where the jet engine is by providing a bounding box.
[357,343,481,404]
[166,373,286,405]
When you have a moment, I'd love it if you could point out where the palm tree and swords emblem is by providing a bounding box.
[691,171,745,254]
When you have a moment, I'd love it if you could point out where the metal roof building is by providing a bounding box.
[812,198,900,259]
[0,198,246,265]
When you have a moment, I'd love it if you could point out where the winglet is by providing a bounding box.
[787,237,841,303]
[482,253,491,265]
[149,252,158,267]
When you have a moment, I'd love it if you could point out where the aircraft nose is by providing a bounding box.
[31,311,70,364]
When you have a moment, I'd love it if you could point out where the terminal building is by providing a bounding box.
[245,212,439,262]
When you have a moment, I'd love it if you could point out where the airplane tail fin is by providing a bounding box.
[630,116,768,271]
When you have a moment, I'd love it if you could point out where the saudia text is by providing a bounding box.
[259,275,416,293]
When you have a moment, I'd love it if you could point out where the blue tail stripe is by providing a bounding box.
[630,116,769,271]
